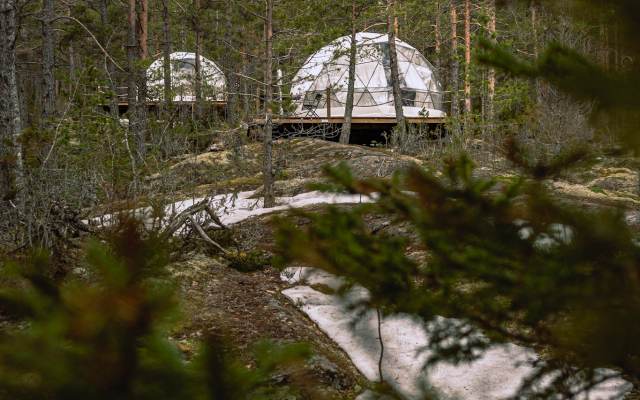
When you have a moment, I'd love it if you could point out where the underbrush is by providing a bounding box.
[225,250,270,273]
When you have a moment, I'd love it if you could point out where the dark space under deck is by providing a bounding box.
[256,116,446,145]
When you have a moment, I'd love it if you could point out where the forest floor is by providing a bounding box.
[3,138,640,399]
[160,138,640,399]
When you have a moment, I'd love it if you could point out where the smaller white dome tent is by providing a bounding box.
[147,52,226,102]
[291,32,444,119]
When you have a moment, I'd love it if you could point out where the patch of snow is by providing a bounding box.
[281,267,633,400]
[89,190,375,229]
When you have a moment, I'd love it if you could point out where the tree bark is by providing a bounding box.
[194,0,202,118]
[435,2,441,75]
[386,0,405,144]
[99,0,119,117]
[141,0,148,60]
[0,0,24,209]
[450,6,460,135]
[262,0,275,208]
[41,0,56,120]
[531,0,537,58]
[487,0,495,127]
[162,0,172,106]
[340,0,357,144]
[137,0,148,161]
[127,0,140,164]
[224,0,237,123]
[464,0,471,113]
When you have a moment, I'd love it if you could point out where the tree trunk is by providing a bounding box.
[99,0,119,117]
[224,0,237,123]
[464,0,471,113]
[262,0,275,208]
[435,2,441,75]
[137,0,148,161]
[386,0,405,144]
[141,0,148,59]
[487,0,495,129]
[127,0,139,162]
[339,0,356,144]
[41,0,56,121]
[531,0,537,58]
[450,6,460,135]
[0,0,24,209]
[194,0,202,118]
[69,46,76,83]
[162,0,172,106]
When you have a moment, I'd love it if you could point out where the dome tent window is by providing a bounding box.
[291,32,445,119]
[147,52,226,102]
[172,58,196,73]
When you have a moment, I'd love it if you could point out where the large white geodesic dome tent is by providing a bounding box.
[147,52,226,102]
[291,32,444,118]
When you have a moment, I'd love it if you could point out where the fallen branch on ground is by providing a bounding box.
[187,215,230,255]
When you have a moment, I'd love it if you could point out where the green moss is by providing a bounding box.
[588,187,608,196]
[224,251,270,273]
[309,283,335,295]
[615,192,640,201]
[228,177,262,185]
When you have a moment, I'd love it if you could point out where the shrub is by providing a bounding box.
[225,251,270,272]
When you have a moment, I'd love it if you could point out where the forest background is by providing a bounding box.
[1,0,634,239]
[0,0,639,398]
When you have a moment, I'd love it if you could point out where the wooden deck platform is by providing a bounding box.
[255,116,445,124]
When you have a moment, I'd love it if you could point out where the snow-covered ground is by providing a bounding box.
[281,267,633,400]
[166,190,373,225]
[89,190,374,228]
[92,188,632,399]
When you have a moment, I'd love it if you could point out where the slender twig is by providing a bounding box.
[56,16,125,73]
[377,307,385,384]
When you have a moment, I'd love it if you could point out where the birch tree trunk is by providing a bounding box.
[100,0,119,117]
[0,0,24,210]
[262,0,275,208]
[162,0,172,106]
[339,0,357,144]
[386,0,406,144]
[41,0,56,121]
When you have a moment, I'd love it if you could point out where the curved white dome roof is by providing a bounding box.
[292,32,444,118]
[147,52,226,102]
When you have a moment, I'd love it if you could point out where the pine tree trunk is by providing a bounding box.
[224,0,237,123]
[487,0,495,131]
[69,46,76,83]
[162,0,172,106]
[41,0,56,120]
[100,0,119,117]
[531,0,537,58]
[194,0,202,118]
[450,6,460,135]
[435,2,441,75]
[464,0,471,113]
[137,0,148,161]
[386,0,405,144]
[0,0,24,209]
[126,0,139,162]
[340,0,356,144]
[262,0,275,208]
